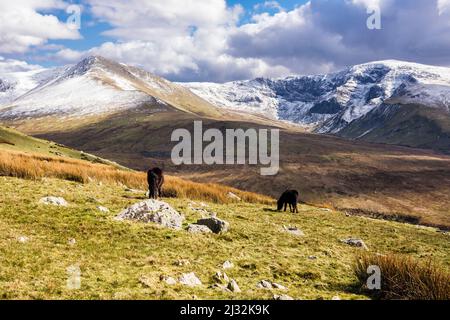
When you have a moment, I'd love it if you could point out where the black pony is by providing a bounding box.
[147,167,165,199]
[277,190,299,213]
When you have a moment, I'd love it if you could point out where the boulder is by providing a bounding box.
[116,200,184,230]
[179,272,202,287]
[196,217,229,234]
[227,279,241,293]
[187,224,213,234]
[39,196,68,207]
[341,238,368,250]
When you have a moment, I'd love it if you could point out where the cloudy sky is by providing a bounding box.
[1,0,450,82]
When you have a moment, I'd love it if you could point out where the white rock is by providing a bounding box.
[17,236,29,243]
[227,192,241,201]
[341,238,368,250]
[97,206,110,213]
[332,296,341,300]
[222,261,234,269]
[257,280,273,289]
[116,200,184,230]
[68,238,76,246]
[214,271,230,284]
[160,275,177,285]
[272,282,288,291]
[39,196,68,207]
[179,272,202,287]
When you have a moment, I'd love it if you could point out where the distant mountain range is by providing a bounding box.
[184,60,450,153]
[0,56,449,153]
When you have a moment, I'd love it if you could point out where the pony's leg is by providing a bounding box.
[284,203,287,212]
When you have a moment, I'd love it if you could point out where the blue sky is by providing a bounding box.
[2,1,450,82]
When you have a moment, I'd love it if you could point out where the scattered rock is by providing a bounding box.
[256,280,273,289]
[68,238,76,246]
[160,275,177,285]
[341,238,368,250]
[179,272,202,287]
[227,279,241,293]
[97,206,110,213]
[222,260,234,269]
[272,282,288,291]
[274,294,294,300]
[173,259,191,267]
[196,217,229,234]
[332,296,341,300]
[283,226,305,237]
[308,255,318,260]
[17,236,29,243]
[39,196,68,207]
[116,200,184,230]
[257,280,287,290]
[227,192,241,201]
[187,224,213,234]
[213,271,230,284]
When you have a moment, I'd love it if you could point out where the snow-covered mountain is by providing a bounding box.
[183,60,450,134]
[0,56,219,120]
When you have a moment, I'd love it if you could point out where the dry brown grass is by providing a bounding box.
[355,253,450,300]
[0,150,273,205]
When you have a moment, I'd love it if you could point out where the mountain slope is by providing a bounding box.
[183,60,450,152]
[0,56,222,121]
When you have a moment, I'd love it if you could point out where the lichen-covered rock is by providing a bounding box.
[179,272,202,287]
[222,260,234,269]
[116,200,184,229]
[196,217,229,234]
[187,224,213,234]
[39,196,68,207]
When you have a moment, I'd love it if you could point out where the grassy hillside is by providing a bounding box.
[0,175,448,300]
[339,103,450,155]
[22,109,450,230]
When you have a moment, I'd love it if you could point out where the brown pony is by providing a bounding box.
[147,167,164,199]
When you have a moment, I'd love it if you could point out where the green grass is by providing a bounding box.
[0,176,448,300]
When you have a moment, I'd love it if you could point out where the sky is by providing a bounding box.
[1,0,450,82]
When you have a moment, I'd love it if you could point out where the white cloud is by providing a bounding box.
[0,57,42,73]
[0,0,81,54]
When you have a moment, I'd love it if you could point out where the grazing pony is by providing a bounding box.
[277,190,299,213]
[147,167,165,199]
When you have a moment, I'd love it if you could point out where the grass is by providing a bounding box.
[0,149,273,205]
[355,253,450,300]
[0,176,448,300]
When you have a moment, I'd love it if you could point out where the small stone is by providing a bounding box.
[274,294,294,300]
[227,279,241,293]
[332,296,341,300]
[68,238,76,246]
[257,280,273,289]
[227,192,241,201]
[341,238,368,250]
[272,282,288,291]
[283,226,305,236]
[308,255,318,260]
[160,275,177,285]
[17,236,29,243]
[39,196,68,207]
[97,206,109,213]
[174,259,191,267]
[179,272,202,287]
[222,260,234,269]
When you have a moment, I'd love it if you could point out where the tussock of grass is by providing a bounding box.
[355,253,450,300]
[0,150,273,205]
